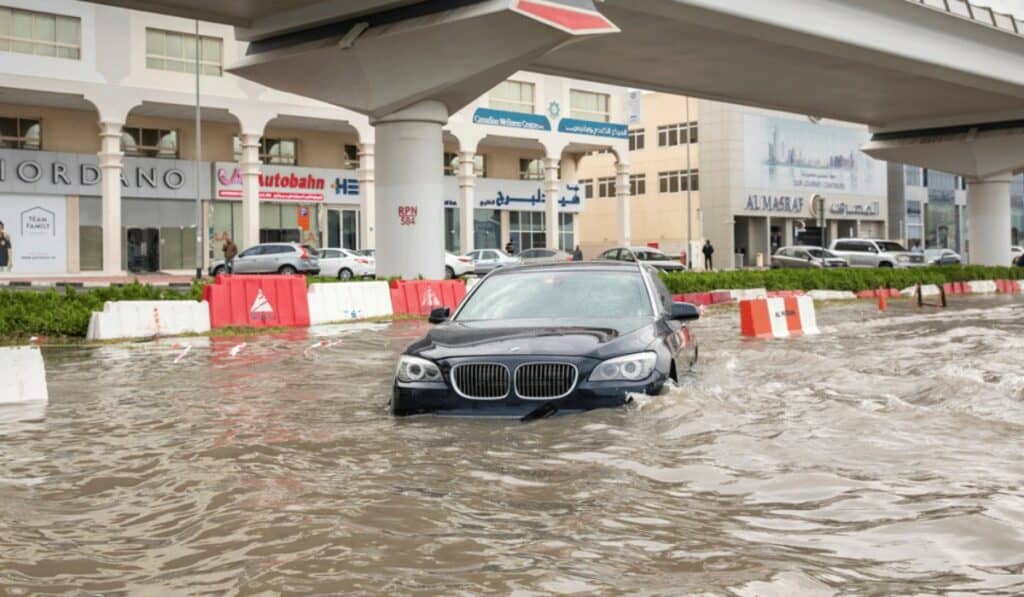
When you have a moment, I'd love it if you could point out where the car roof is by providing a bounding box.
[489,260,643,276]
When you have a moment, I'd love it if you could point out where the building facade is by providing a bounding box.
[0,0,628,275]
[579,92,891,268]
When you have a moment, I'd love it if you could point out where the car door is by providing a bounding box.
[318,249,342,277]
[476,250,497,272]
[232,246,263,273]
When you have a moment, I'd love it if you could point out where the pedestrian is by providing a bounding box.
[573,245,583,261]
[221,233,238,274]
[702,239,714,271]
[505,240,516,256]
[0,221,11,273]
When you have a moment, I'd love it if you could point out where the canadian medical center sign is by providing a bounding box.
[214,162,360,204]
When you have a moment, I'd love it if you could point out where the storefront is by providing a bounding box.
[0,148,210,274]
[212,162,361,257]
[442,177,584,254]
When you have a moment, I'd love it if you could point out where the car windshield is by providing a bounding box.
[925,249,943,259]
[634,250,669,261]
[456,270,654,321]
[806,248,834,258]
[876,241,907,252]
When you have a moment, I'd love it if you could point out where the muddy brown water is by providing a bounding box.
[1,296,1023,595]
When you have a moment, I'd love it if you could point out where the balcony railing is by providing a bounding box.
[908,0,1024,35]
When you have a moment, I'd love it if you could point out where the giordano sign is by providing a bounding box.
[0,148,211,199]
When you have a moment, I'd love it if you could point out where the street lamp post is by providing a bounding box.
[193,20,203,280]
[685,96,693,269]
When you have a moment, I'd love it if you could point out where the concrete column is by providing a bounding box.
[784,219,794,247]
[967,175,1012,266]
[458,150,476,254]
[764,216,772,266]
[66,195,80,273]
[372,100,448,279]
[359,142,375,249]
[98,120,123,274]
[239,132,261,249]
[500,210,511,250]
[855,219,862,238]
[544,156,560,250]
[616,162,631,246]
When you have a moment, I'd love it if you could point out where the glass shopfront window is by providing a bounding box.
[509,211,546,252]
[258,203,319,246]
[212,201,243,260]
[925,190,957,251]
[474,209,500,250]
[1012,175,1023,247]
[445,207,460,254]
[558,213,574,252]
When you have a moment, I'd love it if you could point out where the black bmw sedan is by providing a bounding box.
[392,261,699,417]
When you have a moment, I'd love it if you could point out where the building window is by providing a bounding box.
[489,80,535,113]
[629,174,646,196]
[658,170,699,193]
[446,152,487,177]
[233,137,297,165]
[0,117,41,149]
[0,7,80,59]
[509,211,546,252]
[628,128,645,151]
[657,122,698,147]
[580,179,594,199]
[121,127,178,158]
[146,28,223,75]
[519,158,544,181]
[343,144,359,169]
[597,176,616,198]
[558,213,574,252]
[570,90,610,122]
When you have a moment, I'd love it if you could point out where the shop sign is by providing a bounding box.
[213,162,359,204]
[472,108,551,132]
[0,195,67,273]
[829,201,880,217]
[0,148,209,199]
[442,177,584,213]
[745,194,806,214]
[398,205,418,226]
[556,118,628,139]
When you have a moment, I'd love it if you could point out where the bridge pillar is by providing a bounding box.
[967,175,1013,266]
[372,100,448,279]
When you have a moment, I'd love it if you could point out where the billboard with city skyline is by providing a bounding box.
[743,114,886,197]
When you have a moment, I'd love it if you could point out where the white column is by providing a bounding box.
[458,150,476,254]
[98,120,123,274]
[967,175,1012,266]
[372,100,448,279]
[544,156,560,250]
[616,161,631,246]
[239,132,261,249]
[358,142,375,250]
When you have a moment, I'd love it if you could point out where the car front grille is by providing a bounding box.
[514,363,578,400]
[450,363,510,400]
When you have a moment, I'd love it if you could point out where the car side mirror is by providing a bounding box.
[670,302,700,321]
[428,307,450,324]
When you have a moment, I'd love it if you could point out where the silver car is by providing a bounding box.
[465,248,520,274]
[771,245,849,269]
[829,239,925,268]
[517,248,573,265]
[209,242,320,276]
[924,248,962,266]
[597,246,686,272]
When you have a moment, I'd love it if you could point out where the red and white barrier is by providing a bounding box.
[729,288,768,301]
[308,281,393,325]
[807,290,857,301]
[87,300,211,340]
[740,296,819,339]
[966,280,998,294]
[0,346,48,403]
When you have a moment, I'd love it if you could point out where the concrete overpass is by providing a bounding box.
[90,0,1024,274]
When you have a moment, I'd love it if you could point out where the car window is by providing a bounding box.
[807,248,830,258]
[485,250,500,260]
[264,246,292,255]
[239,246,263,258]
[302,244,319,256]
[620,250,636,262]
[777,248,792,257]
[833,242,853,251]
[649,271,673,312]
[599,249,618,260]
[320,249,338,259]
[794,250,810,259]
[635,250,669,261]
[456,271,654,320]
[466,251,479,260]
[876,241,907,252]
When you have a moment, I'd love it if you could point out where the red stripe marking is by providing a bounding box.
[783,296,803,337]
[516,0,615,31]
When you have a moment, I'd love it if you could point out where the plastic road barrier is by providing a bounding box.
[806,290,857,301]
[390,280,467,316]
[86,300,211,340]
[901,284,942,298]
[308,281,393,324]
[730,288,768,301]
[740,296,819,339]
[203,275,310,329]
[966,280,998,294]
[0,346,48,403]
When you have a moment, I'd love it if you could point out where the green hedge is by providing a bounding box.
[0,282,203,339]
[659,265,1024,294]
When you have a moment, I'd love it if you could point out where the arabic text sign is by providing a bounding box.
[442,178,584,213]
[556,118,628,139]
[472,108,551,132]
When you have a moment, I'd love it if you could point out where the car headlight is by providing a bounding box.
[590,352,657,382]
[396,355,443,383]
[897,255,910,263]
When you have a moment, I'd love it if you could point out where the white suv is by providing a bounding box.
[828,239,925,268]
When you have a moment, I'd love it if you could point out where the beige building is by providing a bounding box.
[580,92,891,269]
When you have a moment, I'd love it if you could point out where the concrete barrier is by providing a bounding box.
[308,281,393,324]
[0,346,48,403]
[740,296,818,339]
[901,284,941,297]
[966,280,998,294]
[806,290,857,301]
[729,288,768,301]
[86,300,211,340]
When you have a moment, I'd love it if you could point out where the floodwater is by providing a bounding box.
[2,296,1023,595]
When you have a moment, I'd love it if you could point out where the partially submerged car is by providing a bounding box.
[392,261,699,418]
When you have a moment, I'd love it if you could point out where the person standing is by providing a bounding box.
[0,221,11,273]
[702,239,714,271]
[221,233,238,274]
[505,240,516,256]
[572,245,583,261]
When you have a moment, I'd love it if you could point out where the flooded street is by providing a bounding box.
[2,297,1024,595]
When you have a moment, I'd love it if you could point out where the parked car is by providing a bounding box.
[596,246,686,272]
[924,248,962,266]
[771,246,849,269]
[209,242,319,276]
[355,249,375,259]
[465,248,520,275]
[318,247,375,279]
[518,248,574,265]
[392,261,700,417]
[445,252,474,279]
[828,239,925,268]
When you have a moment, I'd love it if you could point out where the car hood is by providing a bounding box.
[407,318,656,360]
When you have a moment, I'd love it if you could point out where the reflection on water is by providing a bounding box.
[1,298,1023,594]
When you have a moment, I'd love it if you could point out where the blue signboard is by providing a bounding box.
[472,108,551,132]
[556,118,628,139]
